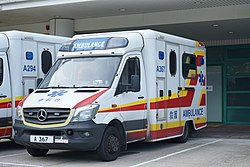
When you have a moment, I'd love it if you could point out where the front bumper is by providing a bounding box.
[13,120,106,151]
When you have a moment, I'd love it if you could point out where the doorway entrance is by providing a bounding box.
[207,66,222,123]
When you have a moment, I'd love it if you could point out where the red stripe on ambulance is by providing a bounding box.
[189,76,198,86]
[0,127,11,137]
[127,130,147,142]
[150,127,183,140]
[200,94,206,106]
[73,89,108,108]
[0,99,23,109]
[196,55,204,66]
[150,90,195,109]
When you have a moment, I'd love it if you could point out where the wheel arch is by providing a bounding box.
[186,120,195,132]
[182,120,196,137]
[107,119,127,151]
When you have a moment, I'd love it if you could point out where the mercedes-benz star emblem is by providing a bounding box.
[37,109,48,122]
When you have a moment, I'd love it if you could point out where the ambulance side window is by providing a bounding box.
[169,50,177,77]
[41,51,52,74]
[0,58,3,86]
[115,57,140,95]
[182,53,197,79]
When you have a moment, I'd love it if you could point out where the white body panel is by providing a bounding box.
[24,88,107,109]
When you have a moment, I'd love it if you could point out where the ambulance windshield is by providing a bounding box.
[39,56,121,88]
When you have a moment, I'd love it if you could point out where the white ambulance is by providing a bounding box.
[14,29,206,161]
[0,30,69,139]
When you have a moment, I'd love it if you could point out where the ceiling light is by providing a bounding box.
[212,24,219,27]
[194,1,203,5]
[119,8,126,12]
[229,31,233,34]
[0,0,94,11]
[0,0,28,5]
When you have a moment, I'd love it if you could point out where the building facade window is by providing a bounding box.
[207,45,250,124]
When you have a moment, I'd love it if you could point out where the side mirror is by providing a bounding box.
[37,78,43,87]
[131,75,140,92]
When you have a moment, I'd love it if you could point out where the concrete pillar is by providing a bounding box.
[49,18,74,37]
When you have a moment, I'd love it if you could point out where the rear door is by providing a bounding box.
[0,52,12,137]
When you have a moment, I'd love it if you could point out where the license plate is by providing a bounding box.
[30,135,54,143]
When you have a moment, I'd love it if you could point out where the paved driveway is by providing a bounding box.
[0,136,249,167]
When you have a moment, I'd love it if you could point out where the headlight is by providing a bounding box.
[72,104,100,122]
[16,105,23,120]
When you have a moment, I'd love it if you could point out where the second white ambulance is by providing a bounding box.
[0,30,69,140]
[14,29,206,161]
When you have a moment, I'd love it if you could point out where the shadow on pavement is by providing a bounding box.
[0,139,25,152]
[192,123,250,139]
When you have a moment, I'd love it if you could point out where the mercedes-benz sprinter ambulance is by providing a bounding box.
[14,29,206,161]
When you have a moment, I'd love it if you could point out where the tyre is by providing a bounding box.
[97,126,121,161]
[27,147,49,157]
[175,122,190,143]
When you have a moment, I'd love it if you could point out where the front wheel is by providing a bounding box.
[97,126,121,161]
[27,147,49,157]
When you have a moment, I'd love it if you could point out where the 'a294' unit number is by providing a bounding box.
[23,65,36,72]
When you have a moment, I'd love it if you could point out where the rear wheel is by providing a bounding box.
[97,126,121,161]
[27,147,49,157]
[175,122,190,143]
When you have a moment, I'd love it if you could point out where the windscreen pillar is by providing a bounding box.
[49,18,74,37]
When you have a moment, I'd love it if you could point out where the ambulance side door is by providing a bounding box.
[114,54,147,142]
[166,44,182,136]
[0,53,12,137]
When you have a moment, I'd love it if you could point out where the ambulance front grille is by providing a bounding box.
[23,108,70,125]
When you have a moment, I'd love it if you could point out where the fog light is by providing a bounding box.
[83,132,90,137]
[79,131,92,138]
[66,129,74,136]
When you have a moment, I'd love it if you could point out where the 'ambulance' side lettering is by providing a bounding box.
[183,108,204,118]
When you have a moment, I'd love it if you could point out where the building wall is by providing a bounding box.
[0,22,49,34]
[207,44,250,124]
